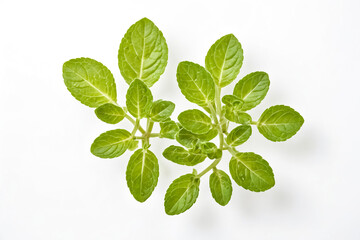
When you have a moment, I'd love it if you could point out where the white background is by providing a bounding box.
[1,0,359,239]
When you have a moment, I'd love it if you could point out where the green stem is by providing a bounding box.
[214,88,225,150]
[111,101,146,134]
[197,87,225,178]
[215,87,222,117]
[147,119,154,134]
[142,118,154,148]
[224,141,238,156]
[196,157,222,178]
[208,103,224,151]
[251,121,258,125]
[124,113,135,124]
[125,113,146,134]
[135,136,145,140]
[131,119,140,137]
[208,103,220,125]
[149,133,160,137]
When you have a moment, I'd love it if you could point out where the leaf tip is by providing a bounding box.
[139,17,153,24]
[226,33,236,39]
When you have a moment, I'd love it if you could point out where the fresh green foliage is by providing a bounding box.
[126,148,159,202]
[205,34,243,87]
[176,128,201,148]
[176,61,215,107]
[126,79,153,119]
[63,18,304,215]
[95,103,125,124]
[178,109,212,134]
[224,105,252,124]
[118,18,168,87]
[90,129,132,158]
[226,125,252,146]
[150,100,175,122]
[160,120,179,139]
[163,145,206,166]
[163,145,190,164]
[200,142,221,159]
[257,105,304,141]
[63,58,117,107]
[128,140,139,151]
[233,71,270,111]
[229,152,275,192]
[164,174,200,215]
[222,94,243,106]
[209,169,232,206]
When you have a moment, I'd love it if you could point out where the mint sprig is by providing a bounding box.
[62,17,304,215]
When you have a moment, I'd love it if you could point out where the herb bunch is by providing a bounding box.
[62,18,304,215]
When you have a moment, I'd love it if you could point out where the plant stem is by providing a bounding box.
[197,86,225,178]
[111,101,146,134]
[135,136,145,140]
[149,133,160,137]
[215,87,222,118]
[208,103,220,125]
[224,141,238,156]
[196,157,222,178]
[142,118,154,148]
[196,140,237,178]
[196,121,225,178]
[131,119,140,137]
[124,113,135,124]
[147,119,154,134]
[125,113,146,134]
[214,87,225,151]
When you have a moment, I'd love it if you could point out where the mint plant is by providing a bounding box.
[62,18,304,215]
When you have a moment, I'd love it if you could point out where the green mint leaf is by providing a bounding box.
[224,105,252,124]
[178,109,212,134]
[160,120,179,139]
[214,150,223,159]
[126,148,159,202]
[163,146,206,166]
[176,61,215,107]
[257,105,304,142]
[164,174,200,215]
[118,18,168,87]
[176,127,218,148]
[200,142,217,154]
[222,95,244,107]
[63,58,117,108]
[163,145,190,164]
[126,79,153,118]
[196,128,218,142]
[226,125,252,146]
[128,140,139,151]
[209,169,232,206]
[205,34,243,87]
[176,128,199,148]
[187,149,207,166]
[229,152,275,192]
[95,103,125,124]
[90,129,132,158]
[150,100,175,122]
[199,142,222,159]
[233,71,270,111]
